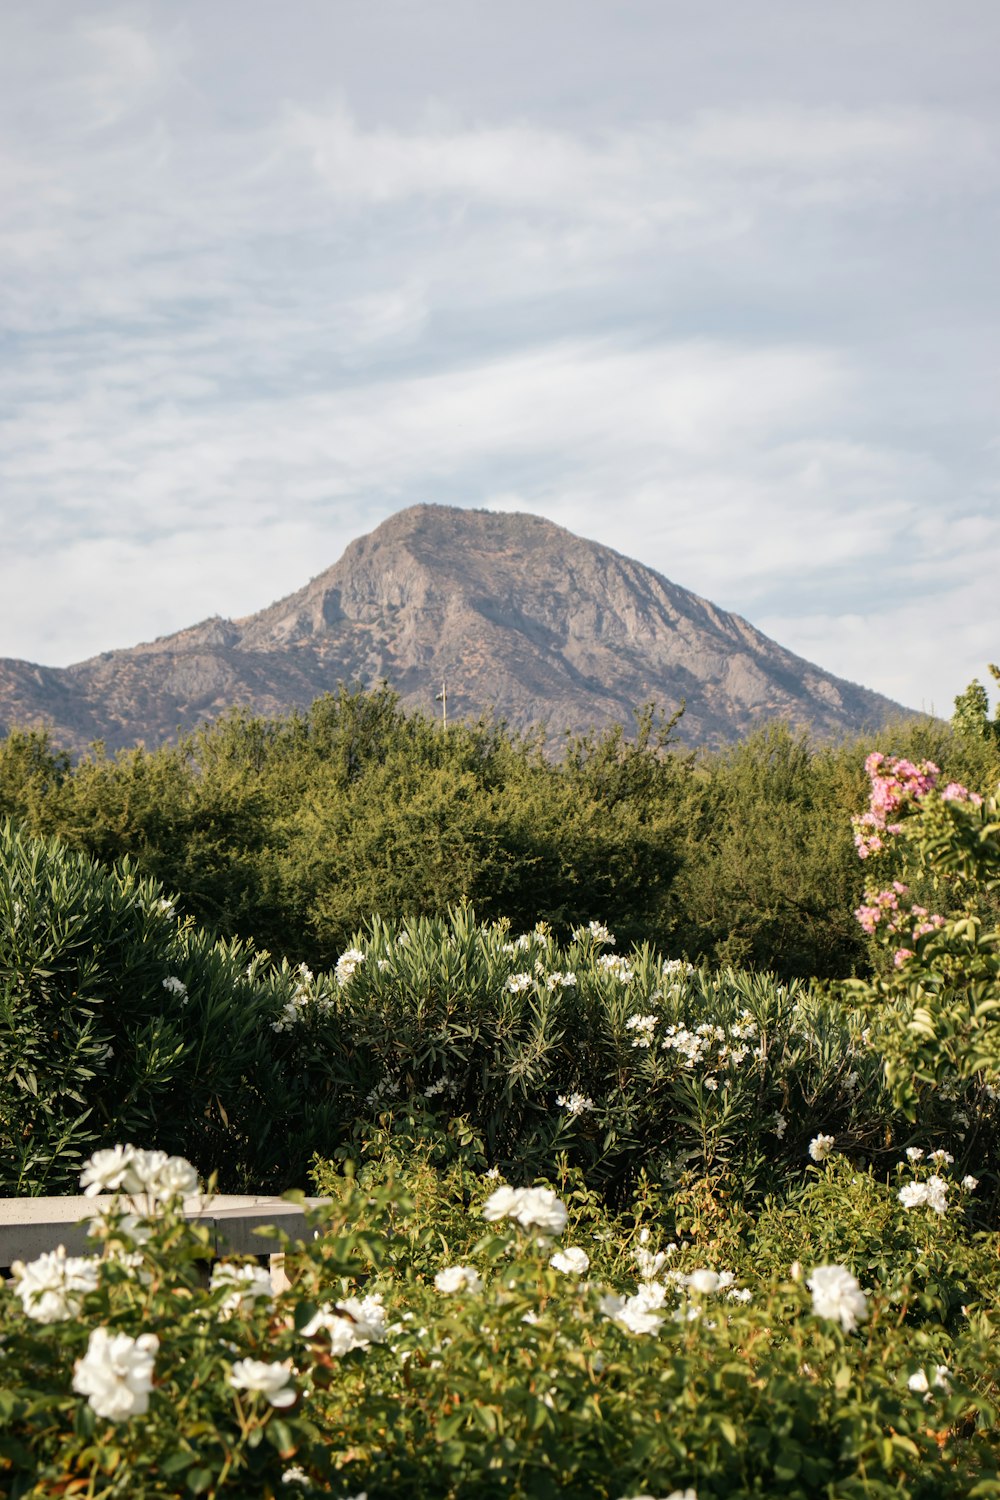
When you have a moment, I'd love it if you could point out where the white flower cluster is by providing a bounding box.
[482,1185,569,1236]
[634,1240,675,1281]
[12,1245,99,1324]
[422,1076,452,1098]
[501,925,552,955]
[626,1014,657,1047]
[545,970,578,990]
[505,972,533,994]
[659,1014,758,1075]
[161,975,187,1003]
[73,1327,159,1420]
[599,1281,669,1336]
[572,920,615,946]
[597,953,633,982]
[556,1091,594,1116]
[807,1264,868,1332]
[335,948,366,987]
[662,959,695,979]
[365,1077,401,1107]
[300,1294,387,1357]
[79,1145,199,1203]
[272,964,333,1033]
[210,1261,274,1318]
[898,1176,949,1214]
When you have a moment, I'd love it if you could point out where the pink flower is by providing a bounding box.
[942,782,983,806]
[894,948,914,968]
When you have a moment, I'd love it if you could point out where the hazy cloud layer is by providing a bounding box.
[1,1,998,717]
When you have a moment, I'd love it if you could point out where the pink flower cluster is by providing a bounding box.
[853,881,945,959]
[852,753,984,859]
[942,782,984,807]
[851,753,940,859]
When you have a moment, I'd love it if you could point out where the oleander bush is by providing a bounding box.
[4,804,1000,1204]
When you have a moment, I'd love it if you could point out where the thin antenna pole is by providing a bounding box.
[436,681,448,732]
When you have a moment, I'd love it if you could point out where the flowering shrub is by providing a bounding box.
[4,1144,1000,1497]
[843,751,1000,1113]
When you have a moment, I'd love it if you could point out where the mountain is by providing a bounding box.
[0,505,911,753]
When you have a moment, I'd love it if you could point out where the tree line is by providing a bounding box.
[1,683,997,980]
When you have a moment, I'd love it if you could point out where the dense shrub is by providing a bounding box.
[4,1140,1000,1497]
[3,686,997,980]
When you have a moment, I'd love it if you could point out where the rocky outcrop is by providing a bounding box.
[0,505,911,753]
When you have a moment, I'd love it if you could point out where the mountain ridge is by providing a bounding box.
[0,504,911,752]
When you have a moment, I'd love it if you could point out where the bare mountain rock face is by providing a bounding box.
[0,505,910,753]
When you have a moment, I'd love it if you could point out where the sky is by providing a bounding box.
[2,2,998,717]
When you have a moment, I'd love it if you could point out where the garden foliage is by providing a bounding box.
[2,686,1000,1494]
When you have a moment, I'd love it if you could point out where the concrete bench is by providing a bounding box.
[0,1195,327,1289]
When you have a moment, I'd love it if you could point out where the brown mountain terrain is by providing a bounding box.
[0,505,910,753]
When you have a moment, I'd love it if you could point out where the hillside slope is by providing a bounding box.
[0,505,910,751]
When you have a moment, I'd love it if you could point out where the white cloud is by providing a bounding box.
[0,1,997,732]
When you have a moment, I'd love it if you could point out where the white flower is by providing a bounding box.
[905,1146,924,1162]
[962,1174,979,1191]
[686,1269,722,1295]
[482,1184,524,1221]
[635,1246,668,1280]
[898,1181,930,1209]
[229,1358,296,1408]
[807,1264,868,1333]
[511,1187,569,1236]
[773,1113,788,1140]
[80,1145,135,1196]
[72,1327,158,1420]
[300,1295,386,1355]
[434,1265,484,1294]
[599,954,633,982]
[907,1365,950,1395]
[556,1092,594,1116]
[282,1467,310,1487]
[573,920,613,945]
[625,1014,657,1047]
[210,1262,274,1316]
[809,1134,835,1162]
[12,1246,100,1323]
[482,1183,567,1235]
[929,1149,954,1166]
[599,1287,665,1336]
[161,976,187,999]
[335,947,365,986]
[151,1155,200,1201]
[925,1175,949,1214]
[550,1247,590,1275]
[505,972,533,994]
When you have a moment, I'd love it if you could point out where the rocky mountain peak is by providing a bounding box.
[0,504,910,753]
